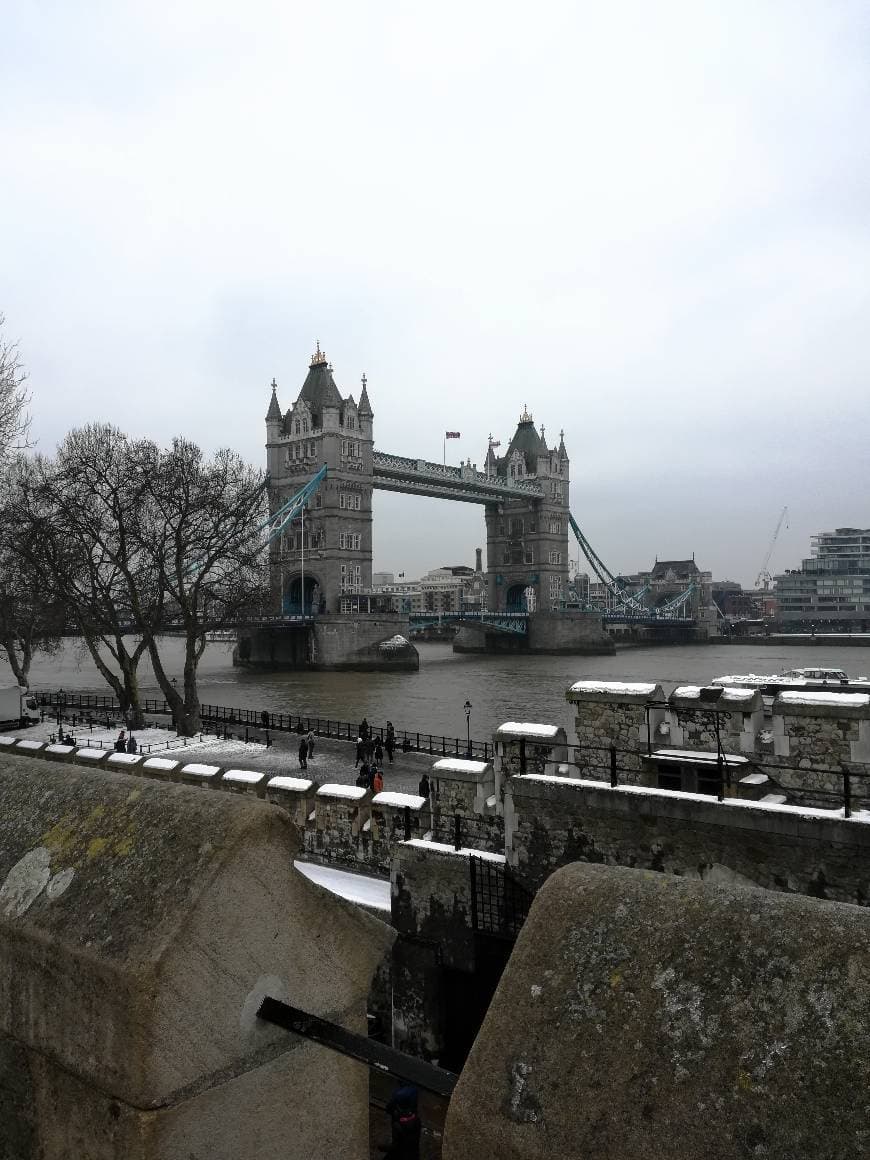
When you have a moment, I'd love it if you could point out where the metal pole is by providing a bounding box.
[844,768,852,818]
[256,998,457,1097]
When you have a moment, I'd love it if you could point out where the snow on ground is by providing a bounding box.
[293,860,391,912]
[8,719,267,758]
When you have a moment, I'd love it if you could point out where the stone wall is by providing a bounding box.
[303,784,371,867]
[494,723,568,785]
[504,772,870,903]
[391,839,508,1062]
[430,757,503,852]
[667,685,763,752]
[443,862,870,1160]
[0,754,392,1160]
[567,680,665,781]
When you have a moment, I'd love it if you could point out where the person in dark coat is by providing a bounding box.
[115,731,127,752]
[127,735,138,754]
[355,737,366,767]
[359,717,369,742]
[374,738,384,765]
[298,737,308,770]
[418,774,430,799]
[358,761,371,789]
[385,722,395,763]
[260,710,270,729]
[383,1084,421,1159]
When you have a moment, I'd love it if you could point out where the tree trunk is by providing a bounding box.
[80,630,145,726]
[2,635,27,687]
[118,650,146,729]
[146,637,194,735]
[181,635,202,734]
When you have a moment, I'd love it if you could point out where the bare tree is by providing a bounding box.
[131,439,268,735]
[0,315,31,460]
[21,425,266,734]
[34,427,161,727]
[0,456,65,685]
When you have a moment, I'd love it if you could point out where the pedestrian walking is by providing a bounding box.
[359,716,369,742]
[374,738,384,766]
[298,737,308,770]
[115,730,127,753]
[307,729,315,759]
[355,737,366,767]
[260,710,270,729]
[418,774,430,799]
[372,768,384,794]
[385,722,395,763]
[383,1084,421,1159]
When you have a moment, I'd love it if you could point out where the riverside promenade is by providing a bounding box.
[11,711,435,796]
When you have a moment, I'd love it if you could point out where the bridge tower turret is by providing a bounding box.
[484,407,570,614]
[264,344,374,615]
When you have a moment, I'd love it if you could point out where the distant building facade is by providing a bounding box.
[776,527,870,626]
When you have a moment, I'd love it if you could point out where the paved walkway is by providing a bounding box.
[15,713,435,796]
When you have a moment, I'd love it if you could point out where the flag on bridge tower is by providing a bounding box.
[443,430,460,465]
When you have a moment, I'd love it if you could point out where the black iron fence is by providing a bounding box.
[33,690,493,760]
[524,737,870,819]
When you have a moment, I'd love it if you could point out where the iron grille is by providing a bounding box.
[469,856,533,941]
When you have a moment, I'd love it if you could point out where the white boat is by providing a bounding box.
[712,667,870,693]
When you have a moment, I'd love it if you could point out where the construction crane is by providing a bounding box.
[755,505,789,590]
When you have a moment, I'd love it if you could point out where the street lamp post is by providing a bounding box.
[464,700,472,757]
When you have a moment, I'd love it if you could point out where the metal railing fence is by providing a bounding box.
[33,690,492,760]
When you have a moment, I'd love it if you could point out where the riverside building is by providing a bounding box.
[775,527,870,627]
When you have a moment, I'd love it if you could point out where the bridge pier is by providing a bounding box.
[453,610,614,656]
[234,615,419,672]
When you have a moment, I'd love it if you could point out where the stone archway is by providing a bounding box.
[506,583,536,613]
[283,573,322,616]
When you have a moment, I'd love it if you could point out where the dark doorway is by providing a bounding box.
[283,574,319,615]
[440,935,513,1072]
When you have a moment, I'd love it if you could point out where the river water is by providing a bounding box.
[7,638,870,745]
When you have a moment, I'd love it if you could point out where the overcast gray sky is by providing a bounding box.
[2,1,868,586]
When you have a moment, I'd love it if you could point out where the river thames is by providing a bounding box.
[8,638,870,744]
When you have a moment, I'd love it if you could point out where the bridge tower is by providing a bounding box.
[483,409,570,613]
[265,344,374,615]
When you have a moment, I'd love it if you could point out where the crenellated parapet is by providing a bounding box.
[566,680,666,781]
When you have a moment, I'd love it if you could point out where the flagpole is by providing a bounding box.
[443,434,446,465]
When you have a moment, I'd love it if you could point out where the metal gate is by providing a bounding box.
[469,856,533,941]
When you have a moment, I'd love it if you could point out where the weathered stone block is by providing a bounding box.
[444,861,870,1160]
[0,754,392,1159]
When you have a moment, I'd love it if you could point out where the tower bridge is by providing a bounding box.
[263,343,574,623]
[236,344,707,670]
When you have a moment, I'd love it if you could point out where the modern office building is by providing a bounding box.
[775,527,870,625]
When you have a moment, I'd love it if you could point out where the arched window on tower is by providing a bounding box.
[294,420,301,435]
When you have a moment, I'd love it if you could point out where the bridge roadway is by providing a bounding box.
[372,450,544,503]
